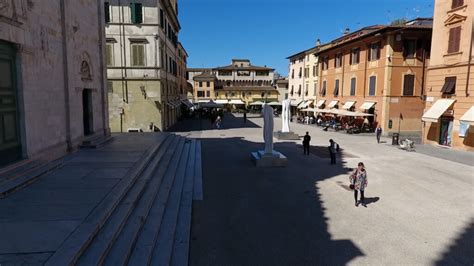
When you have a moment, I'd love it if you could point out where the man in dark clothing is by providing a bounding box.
[243,111,247,123]
[328,139,338,164]
[376,126,382,143]
[303,132,311,155]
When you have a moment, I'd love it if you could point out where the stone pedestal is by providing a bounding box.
[273,131,300,140]
[250,150,288,168]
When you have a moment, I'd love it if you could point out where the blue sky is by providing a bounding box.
[179,0,434,75]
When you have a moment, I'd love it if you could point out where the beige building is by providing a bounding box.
[0,0,109,168]
[422,0,474,151]
[188,59,279,106]
[287,52,306,108]
[276,78,289,103]
[106,0,185,132]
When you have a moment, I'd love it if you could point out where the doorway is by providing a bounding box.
[0,41,22,167]
[82,89,94,136]
[439,117,453,146]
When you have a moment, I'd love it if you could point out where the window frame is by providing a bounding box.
[452,0,464,9]
[105,43,114,67]
[368,76,377,96]
[130,3,143,24]
[369,42,381,61]
[350,77,356,96]
[350,48,360,65]
[130,42,146,67]
[403,39,417,59]
[402,74,415,96]
[448,26,461,54]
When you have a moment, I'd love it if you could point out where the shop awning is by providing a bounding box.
[250,101,264,106]
[459,106,474,125]
[181,99,194,108]
[360,102,376,110]
[198,99,210,103]
[316,100,326,108]
[229,99,245,105]
[421,99,456,123]
[327,100,339,108]
[297,101,307,109]
[215,99,229,104]
[340,110,374,117]
[267,102,281,106]
[342,101,356,110]
[441,77,456,94]
[291,99,303,107]
[303,100,314,108]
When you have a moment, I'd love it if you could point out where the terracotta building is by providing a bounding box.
[422,0,473,151]
[0,0,109,168]
[315,19,433,137]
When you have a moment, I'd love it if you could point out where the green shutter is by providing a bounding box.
[130,3,142,24]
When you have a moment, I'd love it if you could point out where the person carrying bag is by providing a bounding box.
[349,162,368,207]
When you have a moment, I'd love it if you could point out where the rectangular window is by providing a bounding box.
[291,69,294,79]
[321,80,327,96]
[335,53,342,68]
[403,74,415,96]
[130,3,143,24]
[206,81,210,87]
[199,82,203,87]
[322,57,329,70]
[299,67,302,78]
[305,84,309,96]
[104,2,111,23]
[160,9,164,28]
[206,91,210,97]
[107,81,113,93]
[350,48,360,65]
[106,43,113,66]
[197,91,204,97]
[403,40,416,58]
[369,76,376,96]
[369,42,381,61]
[452,0,464,9]
[448,27,461,54]
[131,43,145,66]
[441,76,456,94]
[350,78,356,96]
[312,65,317,76]
[334,79,339,96]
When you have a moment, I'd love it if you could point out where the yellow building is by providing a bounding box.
[193,73,216,102]
[422,0,474,151]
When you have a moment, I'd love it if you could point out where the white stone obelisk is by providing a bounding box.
[281,99,291,133]
[263,104,274,154]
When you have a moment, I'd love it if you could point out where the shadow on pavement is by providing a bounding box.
[169,113,261,132]
[434,221,474,266]
[189,136,365,265]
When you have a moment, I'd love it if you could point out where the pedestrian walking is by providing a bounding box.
[350,162,368,207]
[243,111,247,123]
[328,139,339,164]
[215,115,222,129]
[303,132,311,155]
[376,125,382,143]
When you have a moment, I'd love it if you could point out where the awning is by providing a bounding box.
[441,78,456,94]
[327,100,339,108]
[229,99,245,105]
[250,101,264,106]
[360,102,376,110]
[215,99,229,104]
[460,106,474,125]
[181,99,194,108]
[302,100,314,109]
[267,102,281,106]
[316,100,326,108]
[291,99,303,107]
[200,100,223,108]
[340,110,374,117]
[421,99,456,123]
[198,99,210,103]
[342,101,356,110]
[297,101,307,109]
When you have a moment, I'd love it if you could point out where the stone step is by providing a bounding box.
[148,139,192,265]
[193,141,203,201]
[44,134,171,265]
[103,137,188,265]
[0,158,67,198]
[80,135,113,149]
[170,139,198,266]
[75,135,180,265]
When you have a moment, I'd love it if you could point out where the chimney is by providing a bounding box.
[316,38,321,47]
[344,28,350,35]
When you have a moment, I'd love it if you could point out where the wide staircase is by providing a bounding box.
[45,133,202,265]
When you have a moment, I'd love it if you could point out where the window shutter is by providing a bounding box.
[139,45,144,66]
[350,78,356,96]
[136,3,143,23]
[130,3,136,23]
[376,43,381,60]
[369,76,376,96]
[104,2,110,23]
[448,27,461,53]
[403,75,415,96]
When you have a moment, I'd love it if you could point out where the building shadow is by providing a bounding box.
[169,112,261,132]
[434,221,474,266]
[188,136,365,265]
